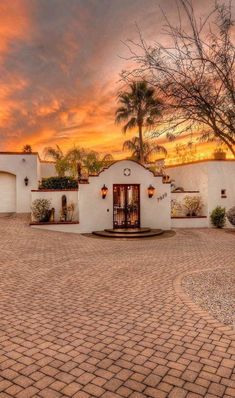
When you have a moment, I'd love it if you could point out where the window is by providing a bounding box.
[221,189,227,198]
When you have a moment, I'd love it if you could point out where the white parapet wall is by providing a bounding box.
[31,190,79,222]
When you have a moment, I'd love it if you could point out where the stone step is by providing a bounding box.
[92,229,164,238]
[104,227,151,234]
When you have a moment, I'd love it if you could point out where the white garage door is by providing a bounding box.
[0,172,16,213]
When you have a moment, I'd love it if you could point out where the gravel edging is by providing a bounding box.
[182,266,235,325]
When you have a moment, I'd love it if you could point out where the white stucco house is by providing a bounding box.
[0,151,234,234]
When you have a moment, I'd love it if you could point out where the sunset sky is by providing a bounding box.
[0,0,228,161]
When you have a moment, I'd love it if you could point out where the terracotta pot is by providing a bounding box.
[214,151,226,160]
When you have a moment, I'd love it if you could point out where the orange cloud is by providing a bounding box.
[0,0,232,163]
[0,1,31,54]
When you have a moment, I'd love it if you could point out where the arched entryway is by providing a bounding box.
[113,184,140,228]
[0,172,16,213]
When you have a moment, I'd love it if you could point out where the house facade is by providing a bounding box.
[0,152,234,232]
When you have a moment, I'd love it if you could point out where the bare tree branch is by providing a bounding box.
[121,0,235,156]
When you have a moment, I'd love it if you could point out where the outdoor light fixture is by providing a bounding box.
[24,176,29,186]
[148,184,155,198]
[101,184,108,199]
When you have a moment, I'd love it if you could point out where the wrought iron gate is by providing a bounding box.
[113,184,140,228]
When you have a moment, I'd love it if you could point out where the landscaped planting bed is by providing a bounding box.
[182,266,235,325]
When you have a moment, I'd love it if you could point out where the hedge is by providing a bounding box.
[39,177,78,190]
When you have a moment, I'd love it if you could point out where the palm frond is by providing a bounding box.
[43,146,63,160]
[123,139,137,152]
[115,107,133,124]
[122,117,137,133]
[102,154,113,163]
[66,147,84,161]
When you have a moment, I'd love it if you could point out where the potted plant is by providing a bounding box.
[67,202,76,221]
[31,198,51,222]
[213,148,227,160]
[171,199,182,217]
[183,195,203,216]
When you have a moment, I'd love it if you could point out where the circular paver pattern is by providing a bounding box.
[0,216,234,398]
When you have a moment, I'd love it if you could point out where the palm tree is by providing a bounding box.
[115,80,162,164]
[44,145,113,177]
[43,145,69,177]
[82,151,113,174]
[123,136,167,163]
[66,146,86,178]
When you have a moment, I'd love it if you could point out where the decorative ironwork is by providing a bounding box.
[123,168,131,176]
[113,184,140,228]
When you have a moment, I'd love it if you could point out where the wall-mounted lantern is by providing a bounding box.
[147,184,155,198]
[101,184,108,199]
[24,176,29,186]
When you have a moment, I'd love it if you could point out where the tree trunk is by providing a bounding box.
[77,162,82,180]
[138,124,144,164]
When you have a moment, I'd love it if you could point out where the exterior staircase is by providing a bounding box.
[92,227,164,238]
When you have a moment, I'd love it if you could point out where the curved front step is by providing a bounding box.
[104,227,151,234]
[92,229,164,238]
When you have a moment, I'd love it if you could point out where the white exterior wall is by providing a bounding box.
[78,160,171,233]
[171,191,207,216]
[31,190,78,221]
[1,153,233,231]
[0,154,39,213]
[168,162,209,215]
[168,160,235,228]
[207,161,235,227]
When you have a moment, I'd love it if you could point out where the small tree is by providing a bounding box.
[44,145,113,177]
[23,145,32,153]
[210,206,226,228]
[80,151,113,175]
[44,145,70,177]
[65,146,85,178]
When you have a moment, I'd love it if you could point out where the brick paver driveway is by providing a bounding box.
[0,217,234,398]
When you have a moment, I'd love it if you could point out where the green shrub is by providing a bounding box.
[210,206,226,228]
[31,198,51,222]
[226,206,235,226]
[39,177,78,190]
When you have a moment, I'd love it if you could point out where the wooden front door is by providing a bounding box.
[113,184,140,228]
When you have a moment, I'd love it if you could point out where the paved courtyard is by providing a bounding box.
[0,217,234,398]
